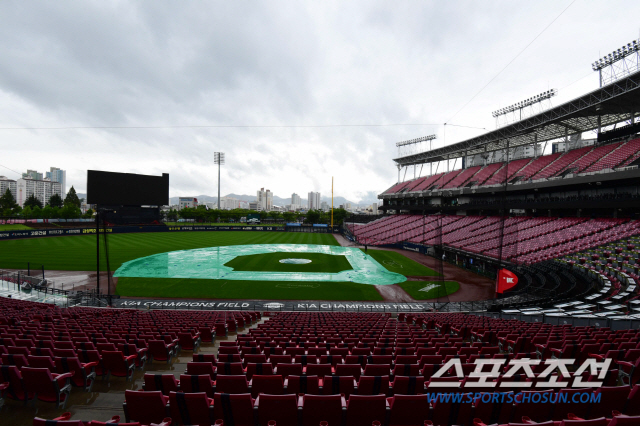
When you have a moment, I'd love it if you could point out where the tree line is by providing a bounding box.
[1,186,351,225]
[165,206,350,225]
[0,186,92,219]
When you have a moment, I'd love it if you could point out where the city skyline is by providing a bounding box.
[166,192,374,212]
[0,167,68,207]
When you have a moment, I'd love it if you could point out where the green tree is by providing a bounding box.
[304,209,321,224]
[268,211,282,221]
[21,206,33,218]
[82,208,94,219]
[166,209,178,222]
[331,208,349,226]
[48,193,63,208]
[0,188,17,211]
[64,186,81,208]
[60,204,81,219]
[23,194,43,209]
[41,205,54,219]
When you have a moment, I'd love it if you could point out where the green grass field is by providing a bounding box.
[398,281,460,299]
[117,277,384,300]
[367,250,441,276]
[225,252,352,273]
[0,224,34,231]
[0,231,448,301]
[0,231,339,271]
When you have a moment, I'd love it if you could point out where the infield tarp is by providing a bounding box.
[114,244,406,285]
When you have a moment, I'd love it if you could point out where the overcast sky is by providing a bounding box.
[1,1,638,204]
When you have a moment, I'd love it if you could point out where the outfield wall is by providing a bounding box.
[0,225,342,240]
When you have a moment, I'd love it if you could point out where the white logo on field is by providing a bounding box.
[419,284,439,292]
[279,258,312,264]
[263,302,285,309]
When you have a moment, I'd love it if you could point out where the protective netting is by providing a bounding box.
[114,244,406,285]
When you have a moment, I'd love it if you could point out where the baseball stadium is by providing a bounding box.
[2,6,640,426]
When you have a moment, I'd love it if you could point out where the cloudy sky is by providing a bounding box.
[1,1,638,204]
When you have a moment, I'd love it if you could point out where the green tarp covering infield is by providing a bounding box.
[114,244,407,285]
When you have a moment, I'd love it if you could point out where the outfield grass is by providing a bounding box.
[116,277,384,301]
[0,231,339,271]
[366,250,440,277]
[1,230,452,301]
[0,224,34,231]
[398,280,460,299]
[225,252,352,273]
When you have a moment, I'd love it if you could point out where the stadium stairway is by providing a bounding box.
[0,297,262,425]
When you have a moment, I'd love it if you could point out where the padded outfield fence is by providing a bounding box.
[0,224,342,240]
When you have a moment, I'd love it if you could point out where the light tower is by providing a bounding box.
[214,152,225,212]
[592,39,640,87]
[491,89,556,127]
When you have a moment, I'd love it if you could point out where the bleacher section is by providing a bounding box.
[557,235,640,314]
[412,173,445,192]
[483,158,531,186]
[0,297,260,425]
[572,143,622,174]
[382,138,640,195]
[513,152,560,180]
[5,303,640,425]
[350,215,640,265]
[442,166,482,189]
[597,138,640,170]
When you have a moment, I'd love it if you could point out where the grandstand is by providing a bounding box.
[3,298,640,425]
[351,68,640,319]
[3,36,640,426]
[381,136,640,196]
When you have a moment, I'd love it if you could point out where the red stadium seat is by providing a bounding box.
[168,391,213,426]
[22,367,73,409]
[123,390,169,424]
[345,394,387,426]
[250,374,284,398]
[179,374,215,398]
[301,394,345,426]
[387,394,430,426]
[213,393,255,426]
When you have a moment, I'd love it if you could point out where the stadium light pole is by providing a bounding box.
[592,39,640,87]
[214,152,225,216]
[492,90,556,119]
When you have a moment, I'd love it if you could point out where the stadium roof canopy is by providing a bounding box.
[394,70,640,167]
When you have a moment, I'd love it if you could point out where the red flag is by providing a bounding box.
[496,269,518,294]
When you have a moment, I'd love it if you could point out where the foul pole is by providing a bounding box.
[214,152,225,214]
[331,176,334,228]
